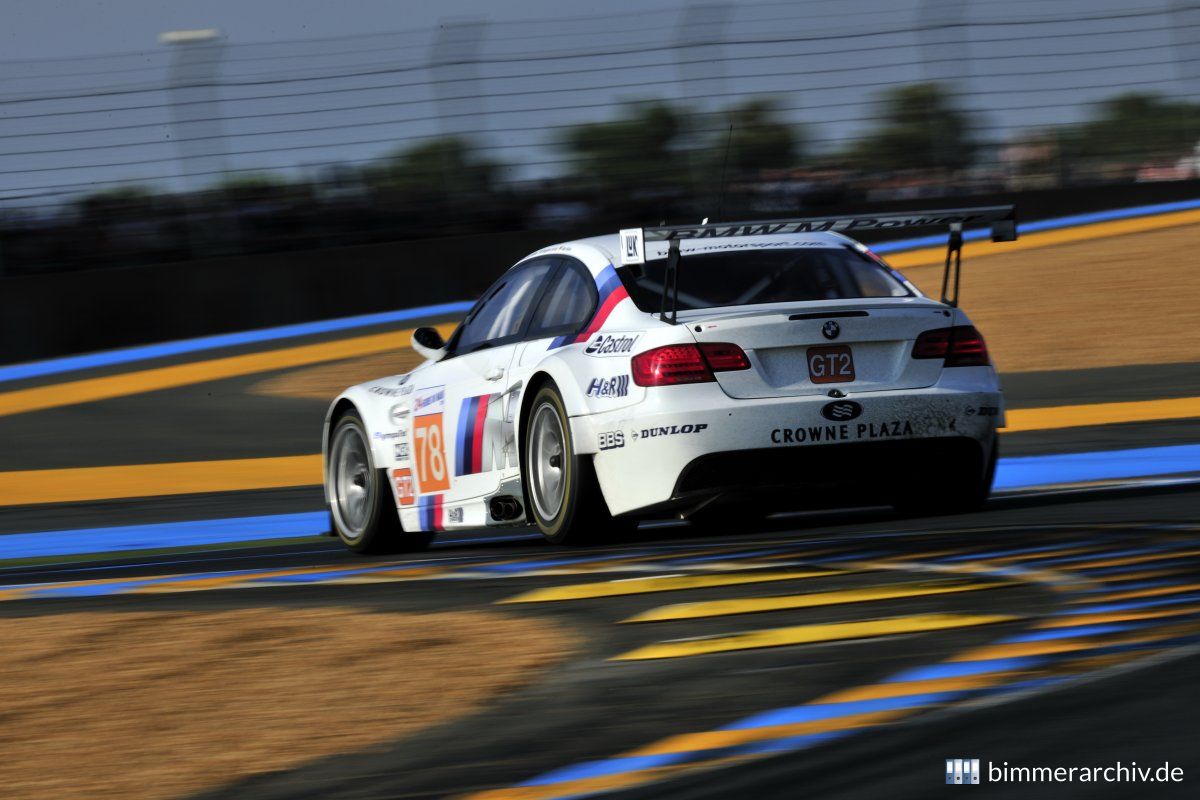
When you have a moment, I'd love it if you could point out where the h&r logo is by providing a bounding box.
[946,759,981,784]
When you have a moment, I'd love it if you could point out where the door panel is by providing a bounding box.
[411,257,558,508]
[437,349,519,502]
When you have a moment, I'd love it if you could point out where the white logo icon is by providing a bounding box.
[946,759,981,784]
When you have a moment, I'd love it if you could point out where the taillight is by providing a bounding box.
[912,328,952,359]
[912,326,990,367]
[632,345,711,386]
[632,342,749,387]
[945,327,989,367]
[697,342,751,372]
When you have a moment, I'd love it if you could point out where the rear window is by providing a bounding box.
[618,246,912,312]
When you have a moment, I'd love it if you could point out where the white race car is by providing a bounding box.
[323,207,1017,552]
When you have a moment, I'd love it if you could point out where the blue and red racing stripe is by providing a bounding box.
[549,264,629,349]
[417,494,444,531]
[455,393,494,476]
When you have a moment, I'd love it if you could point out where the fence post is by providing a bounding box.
[917,0,970,187]
[675,2,734,214]
[161,28,234,257]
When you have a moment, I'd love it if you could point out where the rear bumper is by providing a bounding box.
[575,376,1002,515]
[669,437,986,514]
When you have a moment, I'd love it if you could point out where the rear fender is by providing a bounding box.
[516,355,597,454]
[520,324,696,455]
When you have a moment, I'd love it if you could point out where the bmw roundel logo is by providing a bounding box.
[822,320,840,340]
[821,400,862,421]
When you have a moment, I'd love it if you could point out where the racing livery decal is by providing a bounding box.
[549,264,629,349]
[455,393,496,476]
[770,420,916,444]
[632,423,709,440]
[586,375,630,398]
[413,411,451,493]
[598,430,625,450]
[417,494,444,531]
[454,388,520,476]
[392,468,415,506]
[412,386,446,415]
[584,332,640,357]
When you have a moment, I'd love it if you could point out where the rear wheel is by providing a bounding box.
[328,410,434,554]
[523,383,636,545]
[893,433,997,515]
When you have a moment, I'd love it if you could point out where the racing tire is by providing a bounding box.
[892,433,998,516]
[328,410,435,554]
[523,383,637,545]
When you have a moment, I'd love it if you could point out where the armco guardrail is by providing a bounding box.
[1,229,547,366]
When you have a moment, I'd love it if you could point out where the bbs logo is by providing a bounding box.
[598,431,625,450]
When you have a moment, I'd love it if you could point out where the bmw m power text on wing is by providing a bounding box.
[323,207,1017,552]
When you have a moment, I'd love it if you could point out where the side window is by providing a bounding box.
[527,260,597,339]
[453,259,556,355]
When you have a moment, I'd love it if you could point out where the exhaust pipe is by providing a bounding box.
[489,496,524,521]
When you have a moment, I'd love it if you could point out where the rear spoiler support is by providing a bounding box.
[941,223,965,308]
[619,205,1018,319]
[658,240,681,325]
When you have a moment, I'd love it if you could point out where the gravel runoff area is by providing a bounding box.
[252,222,1200,402]
[899,221,1200,374]
[254,350,427,401]
[0,608,574,800]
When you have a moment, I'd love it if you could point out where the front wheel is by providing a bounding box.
[328,410,434,554]
[523,384,636,545]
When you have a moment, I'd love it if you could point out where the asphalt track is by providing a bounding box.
[2,488,1198,799]
[2,231,1199,796]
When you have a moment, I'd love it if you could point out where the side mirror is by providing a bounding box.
[412,327,447,362]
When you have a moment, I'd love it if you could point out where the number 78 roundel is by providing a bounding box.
[412,413,451,493]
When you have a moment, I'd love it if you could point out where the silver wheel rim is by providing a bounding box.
[331,423,372,540]
[529,402,566,521]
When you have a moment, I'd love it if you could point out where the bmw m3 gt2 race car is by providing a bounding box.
[323,207,1018,552]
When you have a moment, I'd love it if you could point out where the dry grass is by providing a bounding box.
[252,350,426,401]
[0,608,573,800]
[900,222,1200,373]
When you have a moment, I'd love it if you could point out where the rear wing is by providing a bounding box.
[617,205,1017,318]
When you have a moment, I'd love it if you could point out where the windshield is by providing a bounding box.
[618,246,913,313]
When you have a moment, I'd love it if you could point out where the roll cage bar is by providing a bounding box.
[618,205,1018,322]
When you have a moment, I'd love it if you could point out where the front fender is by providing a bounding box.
[322,379,413,504]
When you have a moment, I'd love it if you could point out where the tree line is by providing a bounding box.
[74,82,1200,212]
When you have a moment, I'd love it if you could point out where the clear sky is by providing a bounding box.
[1,0,682,59]
[1,0,1191,207]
